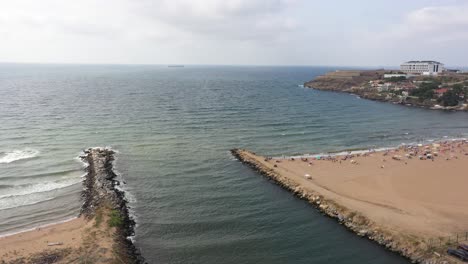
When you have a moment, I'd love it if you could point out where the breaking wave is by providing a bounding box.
[0,149,40,164]
[0,178,82,211]
[0,178,82,200]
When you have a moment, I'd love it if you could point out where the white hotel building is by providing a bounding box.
[400,61,444,75]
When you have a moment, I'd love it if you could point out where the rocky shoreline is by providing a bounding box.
[80,148,146,264]
[304,71,468,112]
[231,148,455,264]
[305,84,467,111]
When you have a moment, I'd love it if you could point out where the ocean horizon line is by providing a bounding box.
[0,61,405,69]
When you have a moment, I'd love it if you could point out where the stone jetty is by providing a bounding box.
[80,147,146,264]
[0,148,147,263]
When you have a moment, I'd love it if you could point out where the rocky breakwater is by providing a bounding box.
[231,148,455,264]
[80,147,146,264]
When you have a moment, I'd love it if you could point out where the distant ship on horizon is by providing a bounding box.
[168,65,184,67]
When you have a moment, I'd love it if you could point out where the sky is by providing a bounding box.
[1,0,468,66]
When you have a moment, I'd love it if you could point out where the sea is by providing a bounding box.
[1,64,467,263]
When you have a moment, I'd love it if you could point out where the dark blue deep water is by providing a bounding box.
[1,64,468,263]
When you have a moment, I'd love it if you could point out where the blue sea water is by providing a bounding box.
[1,64,467,263]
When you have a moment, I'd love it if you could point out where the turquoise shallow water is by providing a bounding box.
[1,64,467,263]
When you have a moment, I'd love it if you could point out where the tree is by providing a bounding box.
[421,78,441,86]
[386,76,406,82]
[438,90,459,106]
[452,84,464,97]
[411,82,437,100]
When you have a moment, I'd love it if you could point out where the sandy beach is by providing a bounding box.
[0,213,117,263]
[0,218,83,261]
[234,140,468,262]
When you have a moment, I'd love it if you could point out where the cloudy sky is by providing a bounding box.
[1,0,467,66]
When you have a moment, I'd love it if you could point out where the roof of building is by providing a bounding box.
[404,60,443,64]
[435,88,449,94]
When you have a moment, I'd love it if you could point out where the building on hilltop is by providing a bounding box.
[400,61,444,75]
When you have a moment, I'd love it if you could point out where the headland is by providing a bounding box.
[0,148,145,264]
[232,140,468,263]
[304,70,468,111]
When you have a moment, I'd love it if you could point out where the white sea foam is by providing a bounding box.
[0,149,40,164]
[0,178,82,200]
[0,178,82,210]
[109,149,139,242]
[112,152,137,205]
[74,155,88,168]
[0,196,56,211]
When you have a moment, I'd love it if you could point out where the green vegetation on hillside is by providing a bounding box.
[410,82,437,100]
[438,90,459,106]
[386,76,406,82]
[437,84,467,106]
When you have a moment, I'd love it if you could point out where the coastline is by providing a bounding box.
[0,217,78,239]
[0,148,145,264]
[231,140,468,263]
[304,70,468,112]
[273,138,467,159]
[306,85,468,111]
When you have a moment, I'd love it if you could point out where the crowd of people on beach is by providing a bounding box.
[267,140,468,167]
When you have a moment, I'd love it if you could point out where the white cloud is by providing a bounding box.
[407,5,468,28]
[145,0,287,19]
[391,4,468,42]
[351,4,468,66]
[0,0,301,62]
[0,1,467,66]
[134,0,300,42]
